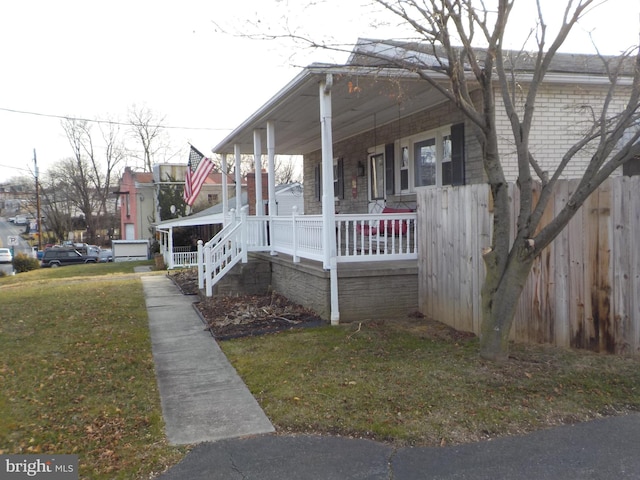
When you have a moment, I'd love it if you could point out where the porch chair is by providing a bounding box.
[356,206,413,252]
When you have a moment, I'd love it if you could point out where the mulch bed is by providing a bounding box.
[168,269,326,339]
[196,292,325,340]
[167,269,473,342]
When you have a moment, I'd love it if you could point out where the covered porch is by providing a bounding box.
[170,45,455,323]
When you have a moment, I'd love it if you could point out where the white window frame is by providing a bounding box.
[367,145,386,201]
[397,125,452,192]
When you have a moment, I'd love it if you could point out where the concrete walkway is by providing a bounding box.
[141,270,640,479]
[141,274,274,445]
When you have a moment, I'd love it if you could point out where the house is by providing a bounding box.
[152,163,241,218]
[177,38,636,335]
[116,164,241,242]
[116,167,155,242]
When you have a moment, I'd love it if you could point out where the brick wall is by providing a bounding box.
[495,83,629,182]
[246,171,268,215]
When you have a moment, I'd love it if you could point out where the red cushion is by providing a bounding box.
[379,207,412,235]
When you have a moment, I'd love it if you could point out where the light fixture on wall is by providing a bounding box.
[357,161,365,177]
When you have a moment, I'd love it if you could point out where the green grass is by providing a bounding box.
[0,264,185,479]
[220,321,640,446]
[0,260,156,286]
[3,262,640,477]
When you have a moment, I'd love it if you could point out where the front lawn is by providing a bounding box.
[0,266,185,479]
[220,318,640,446]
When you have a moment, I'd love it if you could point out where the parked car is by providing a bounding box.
[0,248,12,264]
[98,249,113,263]
[40,248,98,268]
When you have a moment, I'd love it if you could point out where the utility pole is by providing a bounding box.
[34,149,42,251]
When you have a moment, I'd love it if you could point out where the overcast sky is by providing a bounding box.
[0,0,638,183]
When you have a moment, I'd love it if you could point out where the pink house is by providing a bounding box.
[116,167,155,241]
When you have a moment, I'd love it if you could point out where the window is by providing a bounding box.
[400,146,410,191]
[399,123,465,191]
[441,134,452,185]
[369,153,385,199]
[414,138,437,187]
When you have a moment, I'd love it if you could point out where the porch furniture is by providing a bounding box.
[356,206,414,252]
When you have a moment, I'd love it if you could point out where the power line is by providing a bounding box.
[0,106,231,132]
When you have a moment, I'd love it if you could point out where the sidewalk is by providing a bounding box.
[141,274,274,445]
[141,271,640,479]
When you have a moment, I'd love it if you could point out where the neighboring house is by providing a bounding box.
[116,164,242,242]
[152,163,241,219]
[174,38,636,342]
[116,167,155,242]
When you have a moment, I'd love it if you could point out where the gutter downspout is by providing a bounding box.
[320,73,339,325]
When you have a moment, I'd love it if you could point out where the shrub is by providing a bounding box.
[13,253,40,273]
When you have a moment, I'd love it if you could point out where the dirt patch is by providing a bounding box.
[168,269,200,295]
[168,269,326,339]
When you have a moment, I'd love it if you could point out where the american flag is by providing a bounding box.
[183,145,214,206]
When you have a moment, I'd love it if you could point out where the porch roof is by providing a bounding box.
[155,192,248,229]
[211,64,450,156]
[212,38,627,158]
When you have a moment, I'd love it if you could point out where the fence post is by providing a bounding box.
[292,206,300,263]
[197,240,204,290]
[240,205,249,263]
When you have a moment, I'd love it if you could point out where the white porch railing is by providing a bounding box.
[335,213,417,261]
[173,251,198,267]
[191,207,418,296]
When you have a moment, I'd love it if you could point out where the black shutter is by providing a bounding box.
[314,164,321,201]
[385,143,395,195]
[451,123,465,186]
[335,157,345,199]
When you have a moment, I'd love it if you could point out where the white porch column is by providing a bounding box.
[234,144,242,212]
[168,227,174,269]
[221,153,229,225]
[320,74,339,324]
[267,120,277,255]
[267,121,276,217]
[253,129,264,216]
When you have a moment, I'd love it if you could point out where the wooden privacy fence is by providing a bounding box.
[417,176,640,354]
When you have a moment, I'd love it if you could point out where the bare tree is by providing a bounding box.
[61,119,101,243]
[275,156,302,184]
[39,170,73,243]
[128,105,169,172]
[97,118,126,235]
[60,118,124,244]
[255,0,639,360]
[360,0,640,360]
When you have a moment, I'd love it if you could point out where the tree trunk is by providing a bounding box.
[479,250,535,361]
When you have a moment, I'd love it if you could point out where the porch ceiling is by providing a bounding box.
[212,66,449,156]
